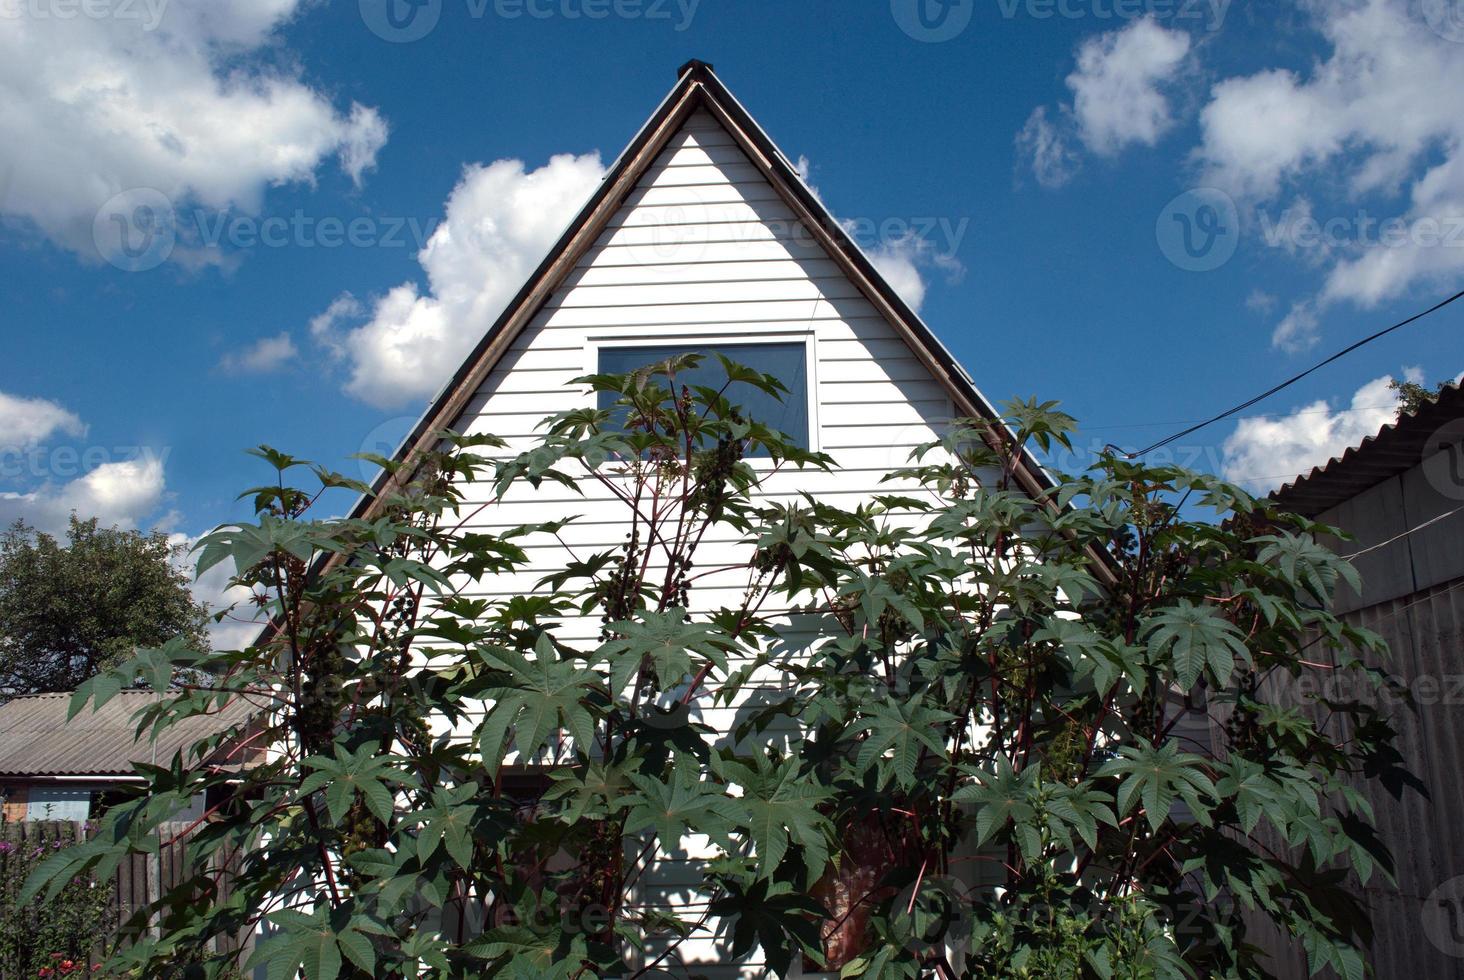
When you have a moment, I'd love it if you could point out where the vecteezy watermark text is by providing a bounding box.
[0,444,170,482]
[1156,189,1464,273]
[891,0,1228,42]
[0,0,169,30]
[92,188,439,272]
[993,0,1229,28]
[359,0,698,42]
[1258,208,1464,253]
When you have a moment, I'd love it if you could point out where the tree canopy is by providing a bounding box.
[0,516,208,697]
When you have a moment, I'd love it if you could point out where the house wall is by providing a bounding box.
[437,108,961,976]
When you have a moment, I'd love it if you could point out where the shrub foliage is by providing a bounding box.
[1,821,113,977]
[25,357,1411,978]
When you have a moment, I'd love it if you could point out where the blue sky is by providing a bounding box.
[1,0,1462,621]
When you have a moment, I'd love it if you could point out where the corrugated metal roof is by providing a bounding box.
[1271,383,1464,517]
[0,691,258,777]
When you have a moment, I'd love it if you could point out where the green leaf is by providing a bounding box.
[1142,600,1250,689]
[623,764,741,849]
[478,633,601,763]
[854,697,954,789]
[1098,740,1216,834]
[717,753,833,878]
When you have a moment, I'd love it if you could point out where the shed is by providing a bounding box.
[1257,383,1464,976]
[0,690,258,822]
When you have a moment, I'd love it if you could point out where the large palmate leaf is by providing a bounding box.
[598,606,732,692]
[299,743,409,824]
[623,763,742,849]
[1098,741,1217,834]
[709,877,828,977]
[955,756,1044,860]
[248,902,388,980]
[477,633,601,762]
[717,753,833,877]
[1142,599,1251,689]
[854,697,954,789]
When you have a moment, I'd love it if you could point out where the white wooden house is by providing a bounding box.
[353,61,1067,976]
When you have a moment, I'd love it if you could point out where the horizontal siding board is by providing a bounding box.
[529,293,882,328]
[640,160,767,187]
[566,257,844,287]
[543,276,864,309]
[606,199,799,228]
[622,181,785,209]
[582,235,828,264]
[473,358,933,400]
[650,140,755,169]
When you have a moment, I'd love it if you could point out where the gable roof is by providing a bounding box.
[0,691,257,778]
[1272,383,1464,517]
[350,60,1114,578]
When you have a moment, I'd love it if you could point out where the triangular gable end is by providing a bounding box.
[356,60,1069,532]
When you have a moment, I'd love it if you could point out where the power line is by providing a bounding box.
[1342,502,1464,560]
[1077,402,1404,433]
[1105,289,1464,459]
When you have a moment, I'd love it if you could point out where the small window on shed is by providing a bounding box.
[25,786,95,822]
[596,341,810,454]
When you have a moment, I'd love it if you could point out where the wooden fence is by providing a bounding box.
[0,819,251,976]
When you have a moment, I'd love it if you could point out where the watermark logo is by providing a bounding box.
[357,416,419,484]
[1156,187,1239,272]
[92,187,176,272]
[891,0,973,42]
[1422,0,1464,43]
[891,875,976,952]
[359,0,442,42]
[0,443,170,481]
[1422,419,1464,502]
[1424,875,1464,958]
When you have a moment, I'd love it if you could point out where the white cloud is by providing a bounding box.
[1017,18,1190,185]
[308,292,364,361]
[327,153,605,407]
[168,532,263,651]
[1271,301,1320,353]
[0,391,86,448]
[1195,0,1464,310]
[863,235,963,314]
[0,456,169,534]
[0,388,170,534]
[0,0,387,264]
[1221,371,1416,490]
[1246,289,1278,314]
[1068,17,1192,156]
[868,243,929,312]
[1016,107,1081,189]
[219,332,297,374]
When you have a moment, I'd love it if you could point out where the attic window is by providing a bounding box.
[596,341,811,454]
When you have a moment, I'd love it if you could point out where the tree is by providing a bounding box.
[0,516,208,697]
[27,358,1413,979]
[1388,376,1451,418]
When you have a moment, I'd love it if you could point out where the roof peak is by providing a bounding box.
[677,58,715,79]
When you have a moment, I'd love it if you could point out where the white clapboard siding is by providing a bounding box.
[428,107,964,971]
